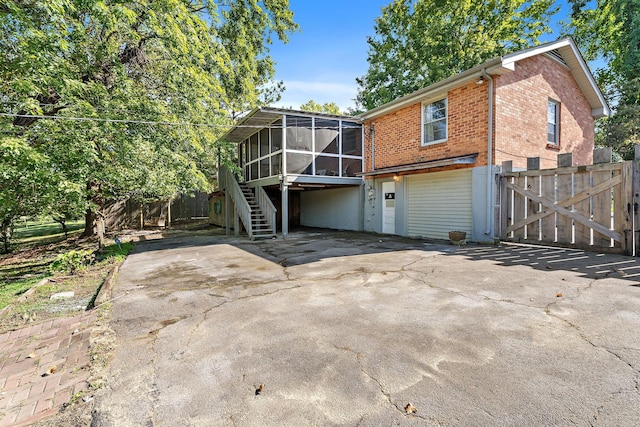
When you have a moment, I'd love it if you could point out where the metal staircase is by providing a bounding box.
[220,167,276,239]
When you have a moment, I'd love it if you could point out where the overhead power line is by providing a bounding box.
[0,112,362,129]
[0,112,229,128]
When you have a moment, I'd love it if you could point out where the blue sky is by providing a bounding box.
[268,0,577,112]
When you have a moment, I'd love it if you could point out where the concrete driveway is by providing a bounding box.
[92,230,640,426]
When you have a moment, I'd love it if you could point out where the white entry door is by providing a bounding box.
[382,181,396,234]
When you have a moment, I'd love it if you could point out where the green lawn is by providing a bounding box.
[13,219,85,240]
[1,219,85,311]
[1,231,134,315]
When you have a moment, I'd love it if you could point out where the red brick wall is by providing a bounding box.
[494,55,594,168]
[363,81,490,174]
[363,54,595,175]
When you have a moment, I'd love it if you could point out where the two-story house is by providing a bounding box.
[358,37,608,243]
[218,38,608,243]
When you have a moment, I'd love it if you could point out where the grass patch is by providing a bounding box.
[98,241,134,263]
[1,220,134,326]
[13,219,84,240]
[0,275,46,310]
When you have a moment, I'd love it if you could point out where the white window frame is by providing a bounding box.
[547,99,560,146]
[422,97,448,146]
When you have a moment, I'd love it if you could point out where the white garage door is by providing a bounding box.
[407,169,472,239]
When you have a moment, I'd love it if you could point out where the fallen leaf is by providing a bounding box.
[556,293,563,298]
[44,366,57,376]
[405,403,417,414]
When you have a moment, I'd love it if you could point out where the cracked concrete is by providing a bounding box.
[91,230,640,426]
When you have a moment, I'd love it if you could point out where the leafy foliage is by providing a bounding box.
[0,137,58,252]
[0,0,298,243]
[566,0,640,159]
[356,0,557,110]
[299,100,342,115]
[98,241,134,263]
[49,249,94,274]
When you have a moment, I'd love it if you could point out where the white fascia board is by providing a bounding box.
[359,37,610,121]
[562,42,611,117]
[592,107,609,118]
[359,59,502,121]
[501,38,610,117]
[500,38,572,69]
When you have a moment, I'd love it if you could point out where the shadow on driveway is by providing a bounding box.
[452,243,640,285]
[131,226,640,285]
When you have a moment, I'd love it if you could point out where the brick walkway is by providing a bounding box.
[0,311,96,426]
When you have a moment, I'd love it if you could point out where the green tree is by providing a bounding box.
[356,0,557,110]
[566,0,640,159]
[0,138,56,252]
[0,0,298,243]
[299,100,342,115]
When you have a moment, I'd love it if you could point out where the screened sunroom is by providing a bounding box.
[222,107,364,236]
[229,108,363,186]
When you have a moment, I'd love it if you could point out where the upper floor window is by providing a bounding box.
[547,100,560,145]
[423,98,447,145]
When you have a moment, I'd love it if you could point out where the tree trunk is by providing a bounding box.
[82,208,95,237]
[95,211,105,249]
[1,218,11,253]
[52,216,69,238]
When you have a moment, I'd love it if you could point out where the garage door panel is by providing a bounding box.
[407,169,472,239]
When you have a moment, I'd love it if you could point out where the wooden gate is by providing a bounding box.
[499,148,635,255]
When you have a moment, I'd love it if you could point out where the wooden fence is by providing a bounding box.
[103,192,210,231]
[499,148,636,255]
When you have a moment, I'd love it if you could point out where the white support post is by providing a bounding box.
[281,182,289,239]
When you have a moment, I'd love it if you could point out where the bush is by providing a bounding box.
[98,241,134,263]
[49,249,94,274]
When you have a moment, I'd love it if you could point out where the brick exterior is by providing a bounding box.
[363,54,596,175]
[494,55,594,169]
[363,81,489,177]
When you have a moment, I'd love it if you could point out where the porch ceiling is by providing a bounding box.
[223,109,281,143]
[222,106,361,144]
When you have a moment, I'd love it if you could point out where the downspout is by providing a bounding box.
[370,123,375,171]
[481,69,494,237]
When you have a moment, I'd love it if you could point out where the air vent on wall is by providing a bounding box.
[547,49,568,66]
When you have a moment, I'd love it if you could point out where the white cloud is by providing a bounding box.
[272,80,359,112]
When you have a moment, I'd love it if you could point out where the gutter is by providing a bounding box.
[370,124,375,171]
[481,68,494,237]
[358,58,502,120]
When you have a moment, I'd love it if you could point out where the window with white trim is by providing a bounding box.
[422,98,447,145]
[547,100,559,145]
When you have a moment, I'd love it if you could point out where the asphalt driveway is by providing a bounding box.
[92,230,640,426]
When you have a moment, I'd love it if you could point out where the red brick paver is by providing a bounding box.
[0,311,97,427]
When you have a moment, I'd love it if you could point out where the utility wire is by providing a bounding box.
[0,112,362,129]
[0,112,228,128]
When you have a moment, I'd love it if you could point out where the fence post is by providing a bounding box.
[499,161,513,239]
[557,153,572,168]
[593,147,612,164]
[634,146,640,256]
[526,157,541,240]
